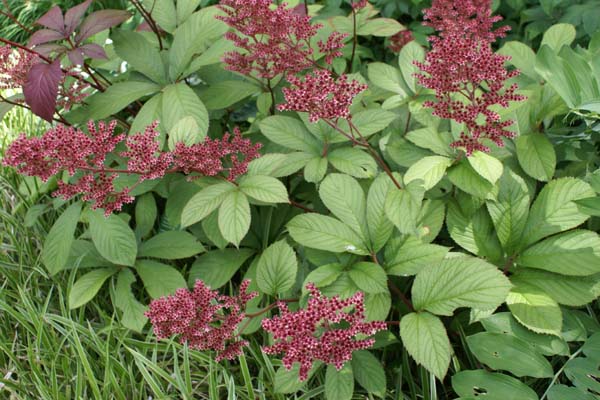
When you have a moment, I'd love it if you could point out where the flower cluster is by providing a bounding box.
[3,122,261,214]
[415,0,525,154]
[388,30,413,53]
[146,280,257,361]
[278,70,367,122]
[262,283,386,381]
[218,0,345,79]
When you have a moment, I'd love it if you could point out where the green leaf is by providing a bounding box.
[142,0,176,33]
[42,202,81,275]
[328,148,377,179]
[516,134,556,182]
[135,193,157,239]
[564,357,600,394]
[176,0,201,24]
[367,174,395,252]
[304,263,345,289]
[520,178,594,248]
[511,269,597,307]
[412,256,512,316]
[348,262,387,294]
[398,41,425,93]
[88,210,137,266]
[384,181,424,234]
[404,155,452,190]
[365,292,391,321]
[189,248,254,288]
[357,18,403,36]
[69,267,118,309]
[400,312,451,380]
[181,181,236,227]
[345,109,396,138]
[66,240,113,269]
[247,152,311,178]
[448,160,496,199]
[468,151,503,185]
[575,197,600,217]
[136,259,187,298]
[130,93,162,136]
[287,214,369,255]
[112,30,166,83]
[486,169,530,254]
[417,199,446,243]
[499,41,539,80]
[541,23,576,51]
[168,116,202,150]
[80,81,160,121]
[547,385,597,400]
[256,240,298,295]
[506,282,562,336]
[274,363,319,394]
[260,116,322,153]
[367,62,407,95]
[518,230,600,276]
[162,83,209,136]
[384,236,449,277]
[319,174,367,240]
[405,127,454,157]
[452,370,539,400]
[199,80,261,110]
[238,175,288,204]
[138,231,205,259]
[201,210,228,249]
[304,156,328,183]
[114,269,148,332]
[218,190,251,246]
[467,332,553,378]
[325,364,354,400]
[351,350,386,397]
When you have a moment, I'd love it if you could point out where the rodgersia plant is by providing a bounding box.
[3,0,600,398]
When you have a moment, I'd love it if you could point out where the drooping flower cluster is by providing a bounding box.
[3,122,261,215]
[262,283,386,381]
[146,280,258,361]
[218,0,346,79]
[278,70,368,122]
[388,30,413,53]
[415,0,525,154]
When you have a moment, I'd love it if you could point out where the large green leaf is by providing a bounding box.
[325,364,354,400]
[319,174,367,240]
[260,116,322,154]
[112,30,166,83]
[400,312,452,379]
[138,231,205,259]
[188,248,254,288]
[142,0,176,33]
[351,350,386,397]
[384,181,424,234]
[287,214,369,255]
[447,160,496,199]
[404,156,452,190]
[412,256,511,316]
[69,267,118,309]
[238,175,288,204]
[547,385,597,400]
[136,259,187,298]
[452,370,539,400]
[88,210,137,266]
[398,41,425,93]
[541,23,576,51]
[161,83,209,135]
[348,262,388,294]
[78,81,160,121]
[499,41,539,80]
[328,148,378,179]
[511,269,598,307]
[468,151,503,185]
[367,62,407,95]
[256,240,298,295]
[42,202,81,275]
[199,80,261,110]
[467,332,553,378]
[506,282,563,336]
[366,174,395,252]
[114,269,148,332]
[518,230,600,276]
[135,193,157,239]
[218,190,251,246]
[384,235,449,276]
[181,181,236,227]
[516,134,556,182]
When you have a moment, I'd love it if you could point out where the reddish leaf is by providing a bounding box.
[28,29,66,46]
[23,59,63,122]
[33,44,69,57]
[37,6,65,33]
[79,43,108,59]
[75,10,131,43]
[136,20,153,32]
[67,49,84,66]
[292,4,307,16]
[65,0,93,36]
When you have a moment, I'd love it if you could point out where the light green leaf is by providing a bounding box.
[199,80,261,110]
[130,93,162,136]
[511,269,598,307]
[247,152,311,178]
[367,174,395,252]
[138,231,205,259]
[452,370,539,400]
[189,248,254,288]
[176,0,201,24]
[136,259,187,298]
[256,240,298,295]
[405,127,454,157]
[69,267,118,309]
[446,201,502,260]
[506,282,563,336]
[325,364,354,400]
[518,230,600,276]
[218,190,251,246]
[541,23,576,51]
[114,269,148,332]
[400,312,451,379]
[135,193,157,239]
[520,178,594,248]
[357,18,403,36]
[448,160,496,199]
[365,291,391,321]
[260,116,322,153]
[304,263,345,289]
[398,41,425,93]
[412,256,512,316]
[384,235,449,277]
[82,81,160,121]
[384,181,424,234]
[239,175,288,203]
[328,148,377,179]
[274,363,319,394]
[42,202,81,275]
[304,156,328,183]
[112,30,166,83]
[367,62,406,95]
[142,0,176,33]
[351,350,386,397]
[162,83,209,135]
[181,182,236,227]
[467,332,554,378]
[287,214,368,255]
[468,151,503,185]
[404,155,452,190]
[499,41,539,80]
[516,134,556,182]
[348,262,387,294]
[345,109,396,138]
[319,174,367,240]
[88,210,137,266]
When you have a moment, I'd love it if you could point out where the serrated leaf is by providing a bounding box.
[76,9,130,42]
[199,80,260,110]
[23,59,62,122]
[404,155,452,190]
[218,190,250,246]
[398,41,425,93]
[541,23,576,50]
[114,269,148,332]
[400,312,451,380]
[42,202,81,275]
[189,248,254,288]
[367,174,395,252]
[162,83,209,135]
[136,259,187,298]
[328,148,377,179]
[384,235,449,277]
[468,151,503,185]
[88,210,137,266]
[348,262,387,294]
[448,160,496,199]
[384,182,424,234]
[256,240,298,295]
[181,182,236,227]
[239,175,288,203]
[511,269,597,307]
[367,62,407,95]
[325,364,353,400]
[112,29,166,83]
[319,174,367,240]
[351,350,386,397]
[452,370,539,400]
[135,193,157,239]
[506,282,563,336]
[260,116,322,153]
[304,156,328,183]
[138,231,205,259]
[516,134,556,182]
[69,267,118,309]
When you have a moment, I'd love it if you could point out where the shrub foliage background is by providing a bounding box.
[1,0,600,399]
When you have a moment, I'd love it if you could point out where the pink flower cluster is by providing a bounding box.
[278,70,367,122]
[3,122,261,215]
[415,0,525,154]
[218,0,346,79]
[262,283,386,381]
[388,30,413,53]
[145,280,257,361]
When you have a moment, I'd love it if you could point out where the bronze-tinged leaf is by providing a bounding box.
[37,5,65,33]
[67,49,84,66]
[28,29,66,46]
[32,44,68,58]
[75,10,131,43]
[79,43,108,59]
[65,0,93,36]
[23,59,63,122]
